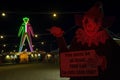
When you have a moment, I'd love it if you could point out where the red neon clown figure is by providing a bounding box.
[49,2,120,80]
[18,17,34,52]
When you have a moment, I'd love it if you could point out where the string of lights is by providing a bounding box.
[0,11,84,15]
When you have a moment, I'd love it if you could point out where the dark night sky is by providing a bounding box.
[0,0,120,52]
[0,0,120,34]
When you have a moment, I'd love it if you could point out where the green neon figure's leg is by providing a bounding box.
[19,34,26,52]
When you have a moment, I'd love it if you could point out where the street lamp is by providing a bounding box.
[41,41,44,45]
[1,12,6,17]
[53,13,57,17]
[34,34,38,38]
[0,35,4,39]
[3,44,6,47]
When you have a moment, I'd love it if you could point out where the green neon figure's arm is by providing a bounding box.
[18,23,25,37]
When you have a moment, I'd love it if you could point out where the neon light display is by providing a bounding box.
[18,17,34,52]
[49,1,119,80]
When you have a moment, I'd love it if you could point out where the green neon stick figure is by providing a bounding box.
[18,17,34,52]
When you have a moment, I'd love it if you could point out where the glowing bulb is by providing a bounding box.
[41,42,44,45]
[1,12,6,16]
[0,35,4,39]
[35,34,38,37]
[53,13,57,17]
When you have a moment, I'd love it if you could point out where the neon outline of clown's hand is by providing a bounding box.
[48,26,64,38]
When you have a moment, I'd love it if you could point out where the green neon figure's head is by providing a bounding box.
[23,17,29,23]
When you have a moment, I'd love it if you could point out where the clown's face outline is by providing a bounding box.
[82,16,102,37]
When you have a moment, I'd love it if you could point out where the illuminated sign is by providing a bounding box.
[60,50,98,77]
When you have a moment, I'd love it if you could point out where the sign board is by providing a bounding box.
[60,50,98,77]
